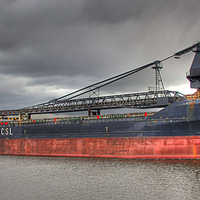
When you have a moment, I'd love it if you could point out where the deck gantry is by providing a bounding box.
[0,90,185,116]
[0,42,199,116]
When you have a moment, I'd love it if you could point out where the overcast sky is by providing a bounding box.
[0,0,200,110]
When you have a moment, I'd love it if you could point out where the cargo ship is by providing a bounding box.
[0,42,200,159]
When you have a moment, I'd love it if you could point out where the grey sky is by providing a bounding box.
[0,0,200,110]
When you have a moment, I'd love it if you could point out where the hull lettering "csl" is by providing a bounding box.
[1,128,13,135]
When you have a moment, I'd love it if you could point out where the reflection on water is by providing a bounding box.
[0,156,200,200]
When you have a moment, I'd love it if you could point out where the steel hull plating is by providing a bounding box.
[0,100,200,159]
[1,136,200,159]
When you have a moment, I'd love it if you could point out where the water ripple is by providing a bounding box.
[0,156,200,200]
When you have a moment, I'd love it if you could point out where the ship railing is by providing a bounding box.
[0,112,156,127]
[1,117,188,127]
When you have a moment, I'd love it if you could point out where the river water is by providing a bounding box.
[0,156,200,200]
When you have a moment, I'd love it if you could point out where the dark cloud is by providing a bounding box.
[83,0,146,23]
[0,0,200,110]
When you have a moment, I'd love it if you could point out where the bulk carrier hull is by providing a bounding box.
[1,136,200,159]
[1,100,200,159]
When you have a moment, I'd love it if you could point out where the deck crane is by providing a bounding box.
[49,41,200,102]
[0,41,199,117]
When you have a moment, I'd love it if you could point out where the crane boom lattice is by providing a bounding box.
[0,41,199,116]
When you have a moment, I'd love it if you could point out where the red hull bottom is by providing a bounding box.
[1,136,200,159]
